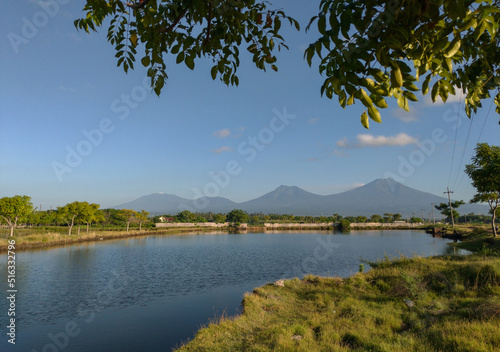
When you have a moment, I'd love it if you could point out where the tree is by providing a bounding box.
[369,214,382,223]
[101,208,126,226]
[226,209,249,224]
[78,1,500,127]
[355,216,368,223]
[136,210,150,230]
[338,218,351,231]
[435,201,465,223]
[76,0,299,95]
[176,210,196,223]
[213,213,226,223]
[410,217,423,224]
[57,201,88,235]
[392,213,403,222]
[306,0,500,128]
[465,143,500,237]
[383,213,393,223]
[79,203,101,234]
[0,195,34,237]
[121,209,137,231]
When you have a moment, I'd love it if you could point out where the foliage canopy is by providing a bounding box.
[76,0,500,128]
[465,143,500,236]
[75,0,299,95]
[0,195,34,237]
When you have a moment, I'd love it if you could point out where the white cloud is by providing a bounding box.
[392,108,419,122]
[213,146,232,154]
[423,87,465,106]
[337,133,418,149]
[308,118,319,124]
[213,128,231,138]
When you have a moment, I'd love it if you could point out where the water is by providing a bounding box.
[0,230,460,351]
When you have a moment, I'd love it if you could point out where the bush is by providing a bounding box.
[338,219,351,231]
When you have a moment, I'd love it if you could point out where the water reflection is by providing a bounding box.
[0,230,458,352]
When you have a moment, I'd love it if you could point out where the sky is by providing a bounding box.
[1,1,499,210]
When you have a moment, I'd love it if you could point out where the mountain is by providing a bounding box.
[322,178,464,216]
[114,193,237,214]
[239,185,324,214]
[114,179,489,217]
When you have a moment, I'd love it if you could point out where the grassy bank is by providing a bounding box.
[176,254,499,352]
[0,227,224,252]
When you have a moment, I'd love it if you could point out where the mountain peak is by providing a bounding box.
[114,179,489,216]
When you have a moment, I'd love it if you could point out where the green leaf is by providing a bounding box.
[141,56,150,67]
[403,81,419,92]
[185,55,195,70]
[176,51,185,64]
[154,76,164,96]
[361,111,369,129]
[347,94,355,106]
[211,66,218,80]
[372,69,387,83]
[368,106,382,123]
[443,37,461,58]
[359,88,373,107]
[372,96,388,109]
[422,74,432,95]
[403,91,418,102]
[431,81,440,102]
[390,65,403,88]
[318,15,326,34]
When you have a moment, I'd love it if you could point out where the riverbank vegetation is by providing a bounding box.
[176,251,500,352]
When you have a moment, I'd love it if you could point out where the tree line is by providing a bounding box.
[0,197,151,237]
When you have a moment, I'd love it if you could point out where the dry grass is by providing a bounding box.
[0,227,220,252]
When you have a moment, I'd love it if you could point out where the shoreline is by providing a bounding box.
[0,225,432,253]
[0,227,224,253]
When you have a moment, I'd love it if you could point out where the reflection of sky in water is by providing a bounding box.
[0,231,457,352]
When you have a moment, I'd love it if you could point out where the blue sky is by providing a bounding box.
[1,1,499,210]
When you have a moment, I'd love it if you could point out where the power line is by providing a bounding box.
[476,96,494,143]
[451,113,474,190]
[454,97,495,192]
[447,94,462,188]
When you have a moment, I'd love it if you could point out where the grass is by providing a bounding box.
[0,226,222,252]
[452,225,500,254]
[175,254,500,352]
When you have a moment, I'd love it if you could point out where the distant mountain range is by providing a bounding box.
[114,178,489,217]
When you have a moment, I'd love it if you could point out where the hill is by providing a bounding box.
[114,178,489,217]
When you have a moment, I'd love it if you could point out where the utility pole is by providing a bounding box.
[444,187,455,230]
[431,203,435,224]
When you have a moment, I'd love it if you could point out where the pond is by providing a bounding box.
[0,230,461,351]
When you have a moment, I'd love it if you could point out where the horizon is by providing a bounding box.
[2,2,499,210]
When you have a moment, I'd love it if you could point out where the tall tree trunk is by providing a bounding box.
[127,221,130,231]
[68,225,72,235]
[77,225,80,236]
[139,222,142,231]
[87,222,90,234]
[9,226,14,237]
[492,204,498,237]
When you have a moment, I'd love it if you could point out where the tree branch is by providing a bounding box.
[127,0,151,10]
[159,8,189,33]
[203,3,213,47]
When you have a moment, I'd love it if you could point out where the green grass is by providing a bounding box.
[175,254,500,352]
